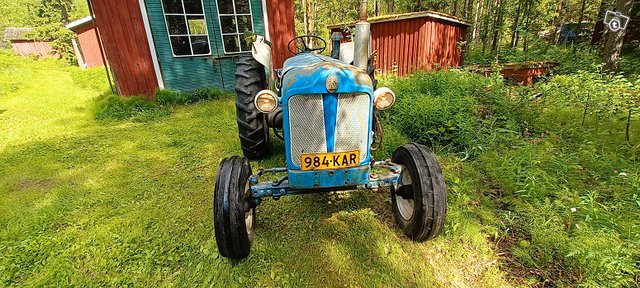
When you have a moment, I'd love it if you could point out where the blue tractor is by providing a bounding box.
[214,25,446,259]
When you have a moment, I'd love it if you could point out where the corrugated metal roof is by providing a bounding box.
[4,28,34,41]
[327,11,470,29]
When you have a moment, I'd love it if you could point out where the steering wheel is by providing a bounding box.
[287,35,327,54]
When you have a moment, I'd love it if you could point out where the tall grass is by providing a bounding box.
[384,68,640,286]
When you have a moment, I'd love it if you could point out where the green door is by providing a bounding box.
[145,0,264,92]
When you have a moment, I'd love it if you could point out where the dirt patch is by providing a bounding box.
[16,178,56,191]
[493,224,582,287]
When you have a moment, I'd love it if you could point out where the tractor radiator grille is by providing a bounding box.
[288,93,370,167]
[335,93,369,163]
[289,94,327,166]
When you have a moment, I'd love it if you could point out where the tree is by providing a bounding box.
[490,0,504,52]
[510,0,523,49]
[602,0,634,71]
[472,0,483,48]
[522,0,533,53]
[35,0,74,24]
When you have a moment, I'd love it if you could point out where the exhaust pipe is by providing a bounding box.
[353,0,370,70]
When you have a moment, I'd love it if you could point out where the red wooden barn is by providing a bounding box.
[66,16,105,68]
[4,28,58,59]
[328,11,470,76]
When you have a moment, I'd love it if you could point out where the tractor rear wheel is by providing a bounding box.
[391,143,446,241]
[213,156,256,259]
[235,56,269,159]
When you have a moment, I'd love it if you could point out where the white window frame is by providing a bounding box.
[215,0,255,54]
[161,0,212,58]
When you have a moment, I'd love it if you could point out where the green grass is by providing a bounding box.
[0,52,510,286]
[3,50,638,287]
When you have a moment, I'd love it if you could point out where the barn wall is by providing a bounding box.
[75,24,105,68]
[265,0,295,69]
[145,0,264,92]
[331,17,468,76]
[10,41,57,58]
[91,0,158,97]
[374,18,467,76]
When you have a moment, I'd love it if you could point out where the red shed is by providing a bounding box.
[4,28,58,59]
[328,11,470,76]
[66,16,105,68]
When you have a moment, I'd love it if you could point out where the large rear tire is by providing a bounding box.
[391,143,446,241]
[214,156,255,259]
[235,56,269,160]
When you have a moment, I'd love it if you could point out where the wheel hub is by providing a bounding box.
[244,181,255,239]
[395,166,415,221]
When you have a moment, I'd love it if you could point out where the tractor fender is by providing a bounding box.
[251,35,272,72]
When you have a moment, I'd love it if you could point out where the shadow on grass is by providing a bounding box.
[0,98,507,287]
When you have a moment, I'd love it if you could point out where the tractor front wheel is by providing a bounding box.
[213,156,256,259]
[391,143,446,241]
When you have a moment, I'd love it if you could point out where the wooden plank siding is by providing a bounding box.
[332,15,468,77]
[91,0,159,97]
[265,0,295,69]
[9,41,58,58]
[145,0,264,92]
[74,24,105,68]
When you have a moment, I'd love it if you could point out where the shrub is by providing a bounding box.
[382,70,513,152]
[26,23,76,65]
[465,44,603,75]
[155,87,230,105]
[94,94,169,122]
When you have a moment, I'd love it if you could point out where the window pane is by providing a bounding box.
[166,15,187,35]
[183,0,203,14]
[217,0,234,14]
[237,15,252,33]
[162,0,183,13]
[220,16,237,34]
[191,36,210,55]
[223,35,240,52]
[240,35,252,52]
[235,0,250,14]
[171,36,191,55]
[187,16,207,34]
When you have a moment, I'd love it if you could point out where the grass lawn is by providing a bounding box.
[0,53,510,286]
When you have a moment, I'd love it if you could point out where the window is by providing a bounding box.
[215,0,254,53]
[162,0,211,57]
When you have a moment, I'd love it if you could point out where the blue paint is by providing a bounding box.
[251,164,402,204]
[322,94,338,152]
[288,165,370,189]
[280,52,374,173]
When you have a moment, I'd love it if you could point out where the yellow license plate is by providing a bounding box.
[300,150,360,171]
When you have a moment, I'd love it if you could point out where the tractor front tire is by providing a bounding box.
[213,156,255,259]
[391,143,446,241]
[235,56,269,160]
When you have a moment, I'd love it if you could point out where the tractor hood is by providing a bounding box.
[280,53,373,100]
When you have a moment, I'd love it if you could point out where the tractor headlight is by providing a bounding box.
[254,90,279,113]
[374,87,396,110]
